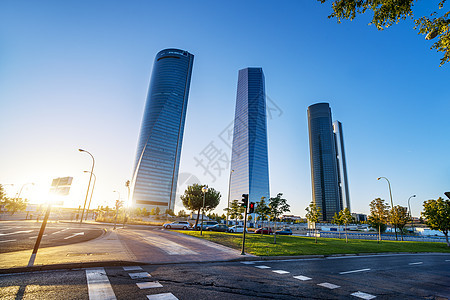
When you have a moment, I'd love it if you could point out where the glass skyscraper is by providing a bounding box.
[229,68,270,206]
[307,103,350,222]
[130,48,194,211]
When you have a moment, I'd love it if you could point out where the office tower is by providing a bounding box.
[333,120,351,212]
[229,68,270,206]
[308,103,350,222]
[130,48,194,211]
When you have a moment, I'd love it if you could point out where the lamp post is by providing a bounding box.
[226,170,234,226]
[83,171,96,221]
[407,194,417,233]
[113,190,120,230]
[123,180,131,228]
[201,186,208,236]
[377,177,397,241]
[79,148,94,224]
[15,183,33,219]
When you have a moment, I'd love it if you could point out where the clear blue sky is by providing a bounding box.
[1,0,448,217]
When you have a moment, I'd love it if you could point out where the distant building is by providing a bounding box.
[351,213,367,222]
[130,48,194,212]
[229,68,270,206]
[307,103,351,222]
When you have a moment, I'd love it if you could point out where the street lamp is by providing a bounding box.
[377,177,397,241]
[226,170,234,226]
[83,171,97,221]
[79,148,95,224]
[200,185,208,236]
[407,194,417,233]
[15,182,34,201]
[113,190,120,230]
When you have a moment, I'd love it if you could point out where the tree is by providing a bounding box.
[180,183,221,228]
[318,0,450,66]
[390,205,410,241]
[421,197,450,246]
[226,199,244,225]
[332,212,344,239]
[255,197,270,233]
[368,198,390,243]
[0,184,6,203]
[340,208,353,243]
[2,197,28,215]
[305,202,321,243]
[269,193,290,244]
[165,209,175,217]
[177,210,188,218]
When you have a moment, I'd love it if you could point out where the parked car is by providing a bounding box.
[163,221,191,230]
[195,221,218,230]
[255,227,273,234]
[206,224,228,232]
[227,225,247,233]
[275,228,293,235]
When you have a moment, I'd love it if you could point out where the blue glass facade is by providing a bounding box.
[131,48,194,211]
[308,103,341,222]
[229,68,270,205]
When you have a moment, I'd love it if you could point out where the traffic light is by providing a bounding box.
[241,194,249,208]
[249,202,255,213]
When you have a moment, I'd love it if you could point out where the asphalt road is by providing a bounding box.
[0,221,104,253]
[0,253,448,299]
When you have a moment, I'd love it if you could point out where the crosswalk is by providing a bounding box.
[86,266,178,300]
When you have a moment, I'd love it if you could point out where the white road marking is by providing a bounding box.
[86,268,116,300]
[147,293,178,300]
[123,266,143,271]
[0,230,33,236]
[0,239,16,243]
[64,232,85,239]
[29,234,47,239]
[273,270,290,274]
[318,282,340,289]
[255,265,271,269]
[137,282,163,289]
[351,291,377,299]
[240,261,255,264]
[129,272,152,279]
[142,236,198,255]
[446,260,450,262]
[408,262,423,265]
[293,275,312,281]
[51,228,69,235]
[340,268,371,275]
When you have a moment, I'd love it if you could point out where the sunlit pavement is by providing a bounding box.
[1,254,449,299]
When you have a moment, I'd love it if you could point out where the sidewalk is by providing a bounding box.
[0,229,135,272]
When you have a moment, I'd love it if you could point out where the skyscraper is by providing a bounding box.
[229,68,270,206]
[333,120,351,212]
[307,103,350,222]
[130,48,194,211]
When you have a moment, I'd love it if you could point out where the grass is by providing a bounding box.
[180,231,450,256]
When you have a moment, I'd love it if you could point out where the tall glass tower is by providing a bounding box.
[333,120,351,212]
[130,48,194,212]
[229,68,270,206]
[307,103,345,222]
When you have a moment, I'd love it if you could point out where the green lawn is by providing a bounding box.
[180,231,450,256]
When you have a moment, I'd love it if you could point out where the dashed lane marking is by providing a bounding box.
[255,266,271,269]
[123,266,143,271]
[51,228,69,235]
[29,234,47,239]
[137,282,163,289]
[64,232,85,239]
[0,230,33,236]
[408,262,423,265]
[240,262,255,264]
[317,282,340,289]
[339,268,371,275]
[351,291,376,299]
[147,293,178,300]
[293,275,312,281]
[86,268,116,300]
[273,270,290,274]
[129,272,152,279]
[0,239,16,243]
[446,260,450,262]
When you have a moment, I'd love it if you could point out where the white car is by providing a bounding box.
[163,221,191,230]
[227,225,247,233]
